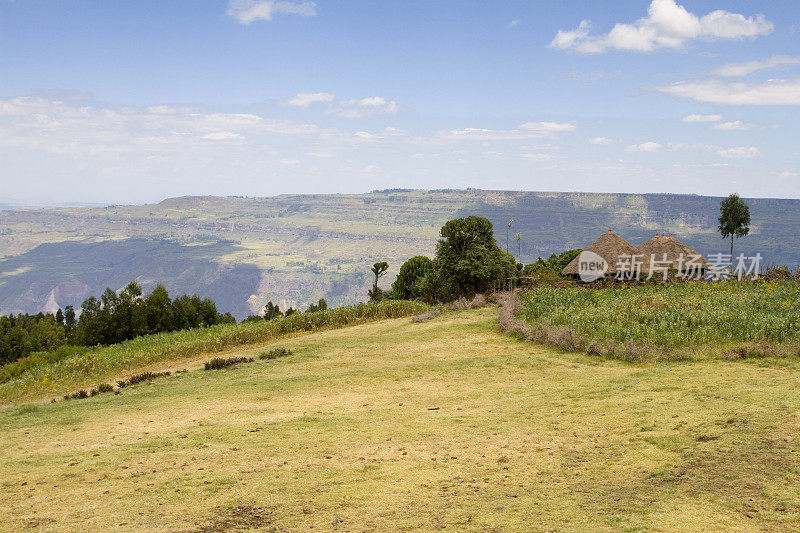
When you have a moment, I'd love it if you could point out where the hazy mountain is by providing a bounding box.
[1,190,797,319]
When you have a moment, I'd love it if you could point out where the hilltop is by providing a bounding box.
[2,190,799,318]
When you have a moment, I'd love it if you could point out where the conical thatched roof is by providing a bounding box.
[562,230,637,276]
[635,233,710,273]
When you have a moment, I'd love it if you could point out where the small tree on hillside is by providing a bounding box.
[307,298,328,313]
[63,305,76,330]
[263,301,282,320]
[369,262,389,301]
[718,193,751,272]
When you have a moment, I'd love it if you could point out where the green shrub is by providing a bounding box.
[0,345,89,384]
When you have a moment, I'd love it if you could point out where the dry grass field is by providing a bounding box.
[2,308,799,531]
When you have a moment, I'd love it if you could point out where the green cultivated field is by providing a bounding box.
[2,308,800,531]
[517,280,800,359]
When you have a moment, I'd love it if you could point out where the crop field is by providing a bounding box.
[517,280,800,360]
[2,307,800,531]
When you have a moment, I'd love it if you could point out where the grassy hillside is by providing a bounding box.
[0,300,426,403]
[2,190,799,318]
[1,308,799,531]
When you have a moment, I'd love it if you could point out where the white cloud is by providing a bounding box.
[626,142,663,152]
[664,142,717,152]
[443,128,525,141]
[353,127,407,141]
[778,171,797,179]
[227,0,316,24]
[518,121,576,134]
[656,77,800,105]
[622,140,761,159]
[328,96,399,118]
[441,122,576,141]
[682,113,722,122]
[0,97,319,156]
[589,137,615,145]
[519,153,553,161]
[284,92,335,107]
[550,0,772,54]
[716,146,760,158]
[710,120,752,131]
[509,19,520,28]
[664,142,763,159]
[710,55,800,77]
[202,131,244,140]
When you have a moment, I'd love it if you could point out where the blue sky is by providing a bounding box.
[1,0,799,203]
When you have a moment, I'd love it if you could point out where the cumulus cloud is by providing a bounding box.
[328,96,399,118]
[626,142,663,152]
[227,0,316,24]
[710,55,800,77]
[550,0,772,54]
[589,137,615,145]
[284,92,335,107]
[682,113,722,122]
[711,120,753,131]
[656,77,800,105]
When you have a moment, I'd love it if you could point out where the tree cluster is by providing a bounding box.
[242,298,328,323]
[522,249,582,277]
[0,312,66,365]
[371,216,518,303]
[0,281,235,365]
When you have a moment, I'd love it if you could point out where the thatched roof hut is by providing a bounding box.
[562,230,637,277]
[635,233,710,275]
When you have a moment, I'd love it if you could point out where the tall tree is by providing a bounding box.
[63,305,76,330]
[434,216,517,299]
[718,193,751,273]
[263,301,282,320]
[369,262,389,301]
